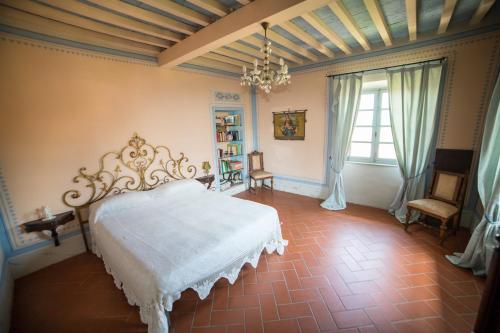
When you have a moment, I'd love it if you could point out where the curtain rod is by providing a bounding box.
[325,57,446,78]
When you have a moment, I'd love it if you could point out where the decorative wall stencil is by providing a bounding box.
[1,31,500,253]
[0,166,80,250]
[213,91,242,104]
[304,32,500,207]
[273,110,307,140]
[0,34,156,67]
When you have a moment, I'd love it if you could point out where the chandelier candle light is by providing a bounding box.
[241,22,291,93]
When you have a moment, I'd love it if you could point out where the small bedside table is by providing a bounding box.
[22,211,75,247]
[196,174,215,189]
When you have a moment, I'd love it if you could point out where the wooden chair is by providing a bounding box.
[248,151,273,193]
[405,170,467,244]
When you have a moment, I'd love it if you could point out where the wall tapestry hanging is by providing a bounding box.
[273,110,307,140]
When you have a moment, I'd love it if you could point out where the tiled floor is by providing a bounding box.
[11,190,484,333]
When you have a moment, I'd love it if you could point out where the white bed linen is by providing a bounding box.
[89,179,287,333]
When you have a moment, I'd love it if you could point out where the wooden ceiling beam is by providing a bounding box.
[258,30,318,61]
[87,0,196,35]
[0,0,171,48]
[0,5,161,57]
[140,0,212,26]
[204,52,251,67]
[188,57,241,73]
[241,35,304,64]
[470,0,496,26]
[186,0,228,17]
[157,0,333,67]
[437,0,457,34]
[328,1,370,51]
[212,47,256,64]
[405,0,417,41]
[301,12,352,54]
[227,41,281,65]
[40,0,183,42]
[276,21,334,58]
[363,0,392,46]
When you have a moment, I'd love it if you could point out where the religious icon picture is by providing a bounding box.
[273,110,306,140]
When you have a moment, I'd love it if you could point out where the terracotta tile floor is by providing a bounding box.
[11,190,484,333]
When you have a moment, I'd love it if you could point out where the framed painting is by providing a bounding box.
[273,110,307,140]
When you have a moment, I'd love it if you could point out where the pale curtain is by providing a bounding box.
[446,73,500,275]
[321,74,363,210]
[386,62,444,221]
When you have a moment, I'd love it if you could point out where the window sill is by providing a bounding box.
[346,160,398,168]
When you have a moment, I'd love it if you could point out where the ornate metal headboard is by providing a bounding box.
[63,133,197,221]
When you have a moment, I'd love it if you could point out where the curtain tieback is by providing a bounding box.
[485,213,500,224]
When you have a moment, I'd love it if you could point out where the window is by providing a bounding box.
[348,89,397,165]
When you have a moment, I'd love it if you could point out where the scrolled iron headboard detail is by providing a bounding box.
[63,133,197,211]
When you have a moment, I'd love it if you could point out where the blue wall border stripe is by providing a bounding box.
[251,86,258,151]
[9,229,84,258]
[0,25,157,63]
[0,211,12,257]
[1,22,498,79]
[0,257,10,291]
[179,63,240,78]
[274,175,326,187]
[0,21,498,260]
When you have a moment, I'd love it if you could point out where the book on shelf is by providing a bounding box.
[223,114,241,126]
[218,160,243,173]
[218,143,242,158]
[228,161,243,170]
[218,160,230,173]
[216,129,240,142]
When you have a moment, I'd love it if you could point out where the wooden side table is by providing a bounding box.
[23,211,75,246]
[196,174,215,189]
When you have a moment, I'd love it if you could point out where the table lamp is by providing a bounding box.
[202,161,211,176]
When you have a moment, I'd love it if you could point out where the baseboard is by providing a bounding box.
[8,233,87,279]
[222,183,248,196]
[273,177,329,199]
[0,260,13,333]
[6,179,469,279]
[460,209,479,230]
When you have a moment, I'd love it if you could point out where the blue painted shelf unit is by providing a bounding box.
[213,108,246,192]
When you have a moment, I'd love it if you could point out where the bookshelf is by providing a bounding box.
[212,107,246,192]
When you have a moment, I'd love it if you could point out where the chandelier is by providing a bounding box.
[241,22,291,93]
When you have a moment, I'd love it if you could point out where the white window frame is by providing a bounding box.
[348,89,397,166]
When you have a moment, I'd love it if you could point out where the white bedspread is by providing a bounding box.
[89,179,287,333]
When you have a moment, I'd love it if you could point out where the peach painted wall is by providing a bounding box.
[256,31,500,209]
[0,35,251,254]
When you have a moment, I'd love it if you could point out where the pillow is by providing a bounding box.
[89,190,151,223]
[151,179,206,199]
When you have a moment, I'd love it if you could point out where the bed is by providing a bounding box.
[62,134,287,333]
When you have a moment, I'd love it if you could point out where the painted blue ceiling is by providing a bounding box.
[270,25,326,59]
[291,16,341,53]
[2,0,500,71]
[379,0,409,40]
[450,0,482,27]
[77,0,190,35]
[123,0,203,28]
[342,0,385,47]
[314,6,360,50]
[418,0,442,34]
